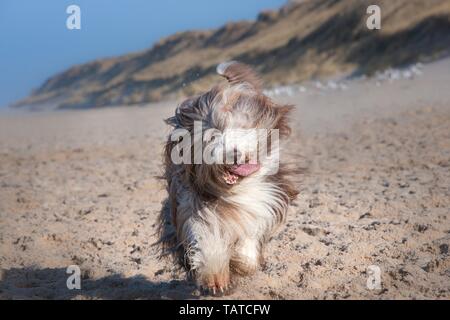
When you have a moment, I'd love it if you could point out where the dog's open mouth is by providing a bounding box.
[223,163,261,185]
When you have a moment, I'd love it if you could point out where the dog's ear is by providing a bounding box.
[217,61,262,91]
[166,87,220,129]
[274,104,294,137]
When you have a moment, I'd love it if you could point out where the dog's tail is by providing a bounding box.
[216,61,262,91]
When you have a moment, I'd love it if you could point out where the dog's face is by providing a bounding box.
[166,62,293,198]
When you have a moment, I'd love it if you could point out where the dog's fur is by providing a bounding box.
[158,61,298,294]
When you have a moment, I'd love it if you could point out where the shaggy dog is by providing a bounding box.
[158,61,298,295]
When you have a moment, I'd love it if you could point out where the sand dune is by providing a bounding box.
[11,0,450,110]
[1,58,449,299]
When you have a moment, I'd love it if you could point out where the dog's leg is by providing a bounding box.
[181,217,232,294]
[230,237,261,275]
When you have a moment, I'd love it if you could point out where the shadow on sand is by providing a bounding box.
[0,267,198,300]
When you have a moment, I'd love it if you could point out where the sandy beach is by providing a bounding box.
[1,58,449,299]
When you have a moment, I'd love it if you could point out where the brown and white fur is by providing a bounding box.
[158,61,298,295]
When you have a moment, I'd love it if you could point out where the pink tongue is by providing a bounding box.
[230,163,260,177]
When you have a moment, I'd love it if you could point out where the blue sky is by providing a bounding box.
[0,0,286,108]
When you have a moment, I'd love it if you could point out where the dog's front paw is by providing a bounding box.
[199,269,231,296]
